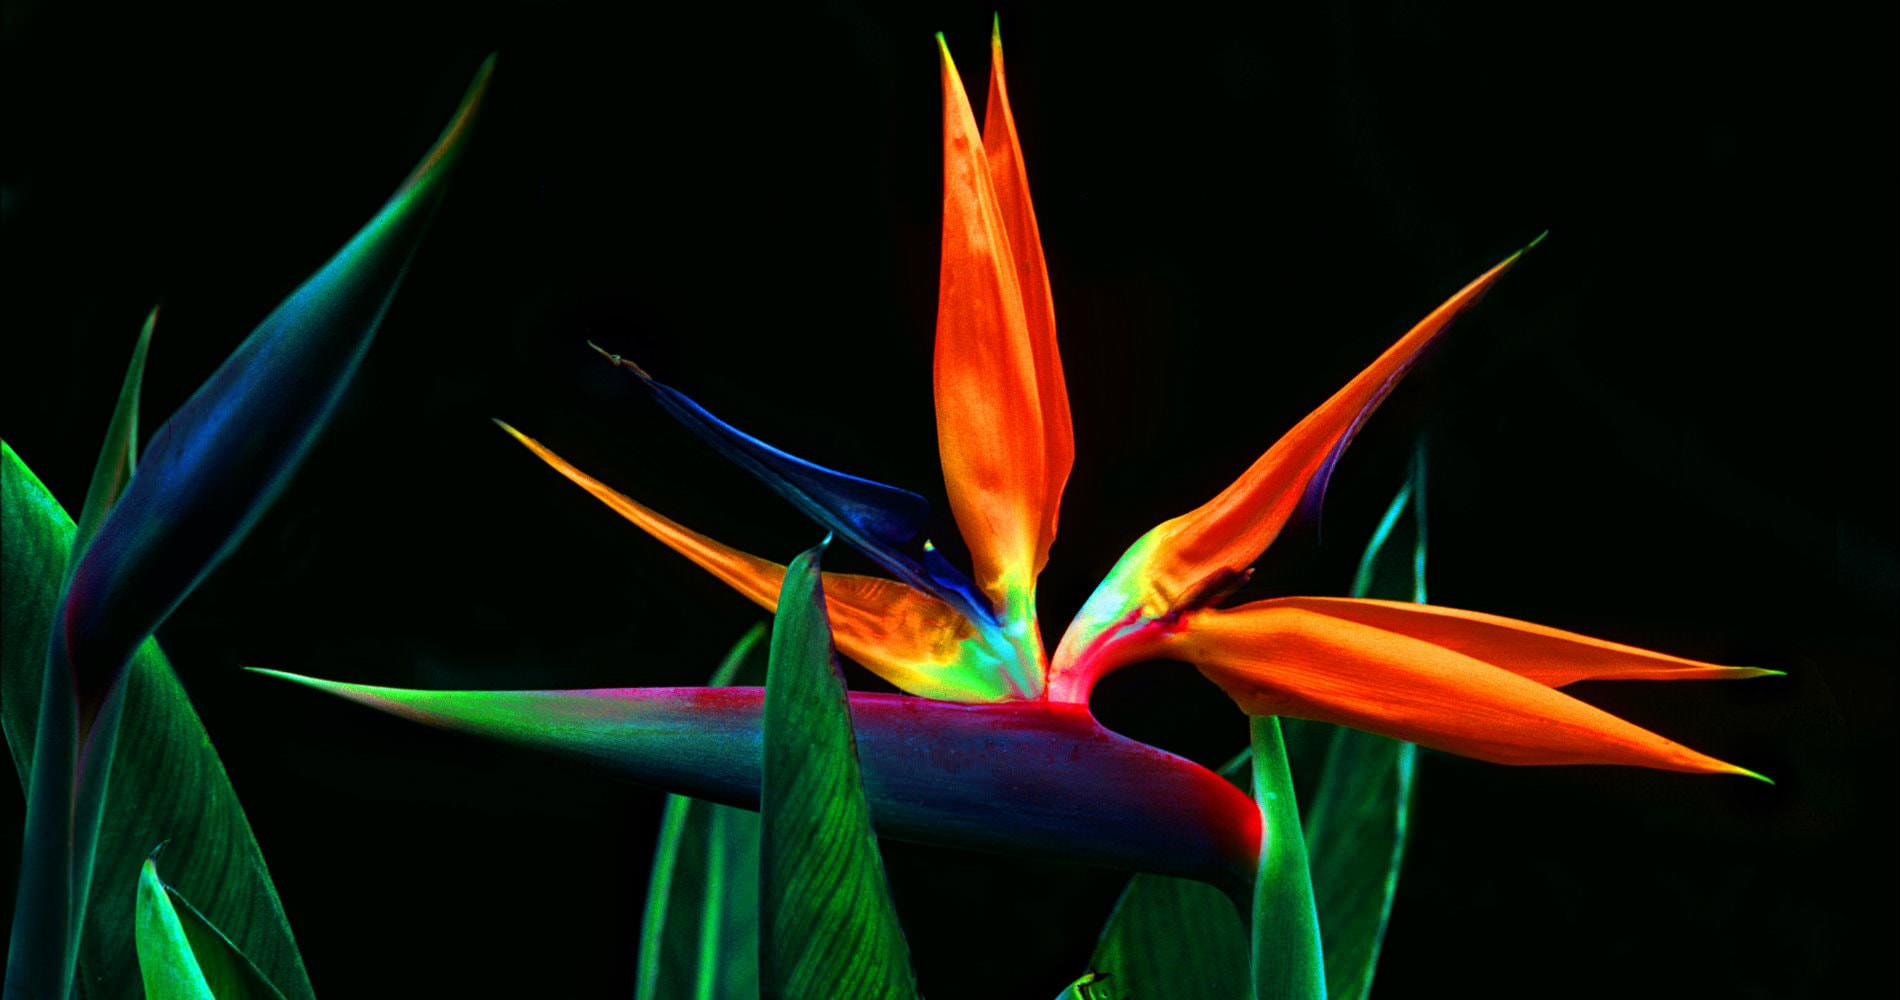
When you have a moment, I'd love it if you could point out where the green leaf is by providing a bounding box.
[758,541,918,1000]
[8,57,490,998]
[1089,871,1247,1000]
[1054,971,1120,999]
[1250,715,1325,1000]
[1299,445,1426,1000]
[136,855,215,1000]
[2,442,315,1000]
[637,624,767,1000]
[71,307,155,569]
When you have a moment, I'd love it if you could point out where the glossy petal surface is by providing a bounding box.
[595,348,990,622]
[1050,243,1536,699]
[1160,602,1760,775]
[934,34,1063,656]
[499,421,1020,700]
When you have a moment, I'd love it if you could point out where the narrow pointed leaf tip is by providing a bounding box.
[58,56,492,727]
[71,307,157,567]
[760,542,919,999]
[588,343,994,627]
[1159,600,1764,777]
[493,420,1024,701]
[1049,242,1536,699]
[934,30,1071,635]
[137,855,216,1000]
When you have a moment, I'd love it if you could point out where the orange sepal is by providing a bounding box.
[497,421,1017,701]
[1150,247,1530,610]
[934,34,1061,620]
[1265,597,1779,687]
[1050,245,1535,692]
[1151,601,1763,777]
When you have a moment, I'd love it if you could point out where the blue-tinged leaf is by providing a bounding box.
[637,624,766,1000]
[591,344,994,625]
[7,58,488,1000]
[3,443,314,1000]
[1250,716,1326,1000]
[62,58,492,723]
[758,540,918,999]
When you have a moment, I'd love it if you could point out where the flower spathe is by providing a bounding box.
[505,26,1767,779]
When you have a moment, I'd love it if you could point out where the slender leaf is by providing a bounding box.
[2,443,315,1000]
[71,307,156,567]
[135,856,215,1000]
[636,624,767,1000]
[6,57,489,999]
[758,541,918,1000]
[1250,716,1325,1000]
[1300,447,1425,1000]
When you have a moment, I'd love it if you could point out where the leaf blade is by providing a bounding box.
[759,542,918,999]
[2,442,315,1000]
[636,625,767,1000]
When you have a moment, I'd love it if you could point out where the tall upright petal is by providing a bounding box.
[1144,601,1763,777]
[498,422,1023,701]
[934,35,1061,650]
[1050,242,1538,699]
[982,20,1072,577]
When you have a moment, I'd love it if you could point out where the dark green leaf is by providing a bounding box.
[1250,716,1325,1000]
[758,542,918,1000]
[1300,446,1426,1000]
[3,442,315,1000]
[1089,871,1247,1000]
[637,624,767,1000]
[70,308,155,569]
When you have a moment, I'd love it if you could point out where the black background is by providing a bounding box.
[3,0,1893,995]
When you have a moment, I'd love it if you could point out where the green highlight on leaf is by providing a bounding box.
[1249,716,1327,1000]
[136,854,215,1000]
[759,540,919,1000]
[1301,443,1426,1000]
[136,850,289,1000]
[3,442,314,1000]
[638,624,767,1000]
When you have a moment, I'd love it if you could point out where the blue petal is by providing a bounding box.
[593,345,994,624]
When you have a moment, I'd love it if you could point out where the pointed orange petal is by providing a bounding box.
[1153,602,1761,777]
[497,421,1017,701]
[982,21,1072,574]
[1051,244,1537,695]
[934,34,1056,623]
[1265,597,1779,686]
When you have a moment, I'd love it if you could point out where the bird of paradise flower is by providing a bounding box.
[263,25,1769,908]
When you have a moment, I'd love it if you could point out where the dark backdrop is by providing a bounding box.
[3,1,1893,995]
